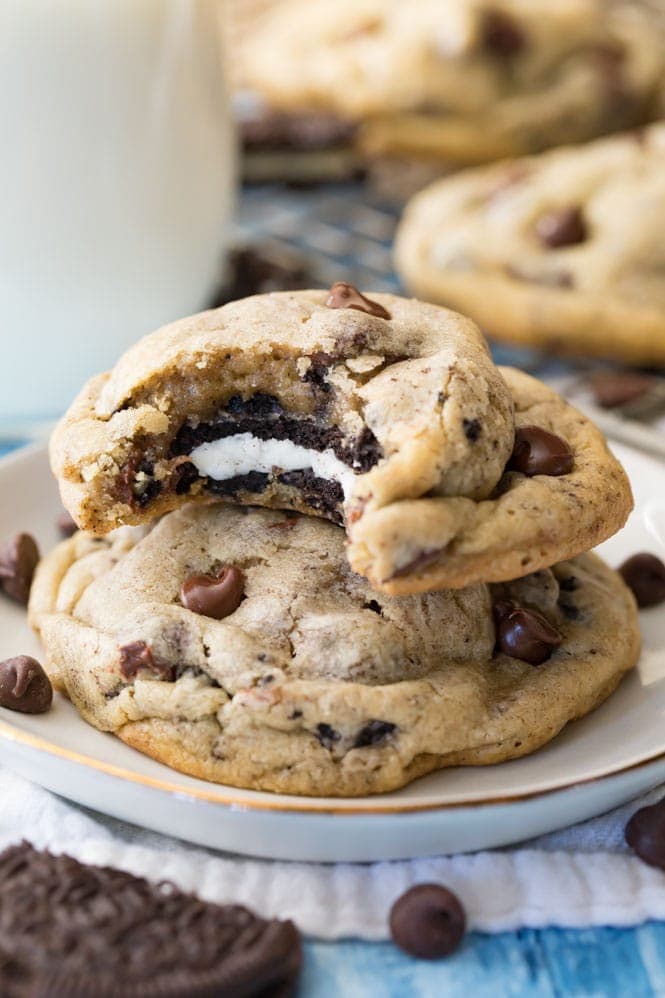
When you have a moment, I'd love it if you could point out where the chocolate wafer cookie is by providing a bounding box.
[0,841,301,997]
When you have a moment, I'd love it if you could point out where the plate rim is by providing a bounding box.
[2,440,664,818]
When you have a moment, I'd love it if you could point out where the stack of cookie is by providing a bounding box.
[30,286,639,796]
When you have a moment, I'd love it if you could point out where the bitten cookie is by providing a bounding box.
[396,124,665,365]
[50,289,631,592]
[29,505,640,797]
[241,0,664,169]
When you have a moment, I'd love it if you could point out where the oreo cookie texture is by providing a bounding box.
[50,288,631,592]
[0,841,302,997]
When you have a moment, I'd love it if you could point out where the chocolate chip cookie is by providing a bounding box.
[28,504,639,796]
[50,289,631,592]
[396,124,665,364]
[240,0,664,172]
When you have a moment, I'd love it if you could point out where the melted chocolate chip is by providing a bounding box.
[0,656,52,714]
[354,720,396,748]
[389,884,466,959]
[508,426,573,477]
[325,282,391,319]
[316,723,341,750]
[494,603,562,665]
[481,8,525,57]
[625,800,665,869]
[535,207,587,248]
[0,533,40,605]
[181,566,245,620]
[619,553,665,608]
[589,371,656,410]
[119,641,174,682]
[56,511,78,538]
[0,842,302,996]
[463,418,482,442]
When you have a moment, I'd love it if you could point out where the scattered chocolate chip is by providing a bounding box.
[463,418,482,442]
[389,884,466,959]
[494,603,562,665]
[508,426,573,477]
[589,371,656,410]
[325,282,391,319]
[180,566,245,620]
[289,709,303,720]
[354,720,397,748]
[315,723,341,750]
[481,8,525,57]
[619,553,665,608]
[558,576,579,592]
[0,656,52,714]
[119,641,174,682]
[535,206,587,249]
[0,533,40,605]
[55,512,78,538]
[625,800,665,869]
[364,600,382,615]
[0,841,302,996]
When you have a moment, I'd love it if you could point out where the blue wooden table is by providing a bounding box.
[3,432,665,996]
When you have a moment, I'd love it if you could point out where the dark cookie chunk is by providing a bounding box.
[119,641,174,682]
[315,722,341,750]
[354,720,396,748]
[507,426,573,477]
[389,883,466,959]
[241,109,356,152]
[619,553,665,608]
[181,566,245,620]
[493,601,562,665]
[0,841,302,997]
[535,206,587,248]
[0,533,40,606]
[0,656,52,714]
[625,800,665,870]
[278,470,344,522]
[326,282,391,319]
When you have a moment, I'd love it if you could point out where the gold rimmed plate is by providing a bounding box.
[1,443,664,861]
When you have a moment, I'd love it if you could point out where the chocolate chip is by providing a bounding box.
[56,512,78,538]
[364,599,382,614]
[619,553,665,608]
[354,720,396,748]
[558,576,579,592]
[463,418,481,442]
[589,371,656,410]
[180,566,245,620]
[494,603,562,665]
[389,884,466,959]
[625,800,665,869]
[0,656,52,714]
[535,207,587,248]
[325,282,391,319]
[481,8,525,57]
[119,641,174,682]
[508,426,573,477]
[0,841,302,996]
[315,722,340,750]
[0,533,40,605]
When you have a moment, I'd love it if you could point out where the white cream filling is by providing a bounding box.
[189,433,356,499]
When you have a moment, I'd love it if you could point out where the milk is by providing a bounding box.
[0,0,236,417]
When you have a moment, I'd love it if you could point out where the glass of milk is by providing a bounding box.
[0,0,236,418]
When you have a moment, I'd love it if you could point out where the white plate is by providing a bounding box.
[1,443,664,862]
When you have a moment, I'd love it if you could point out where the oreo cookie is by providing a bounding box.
[0,842,302,997]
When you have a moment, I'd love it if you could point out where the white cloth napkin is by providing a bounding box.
[2,766,665,940]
